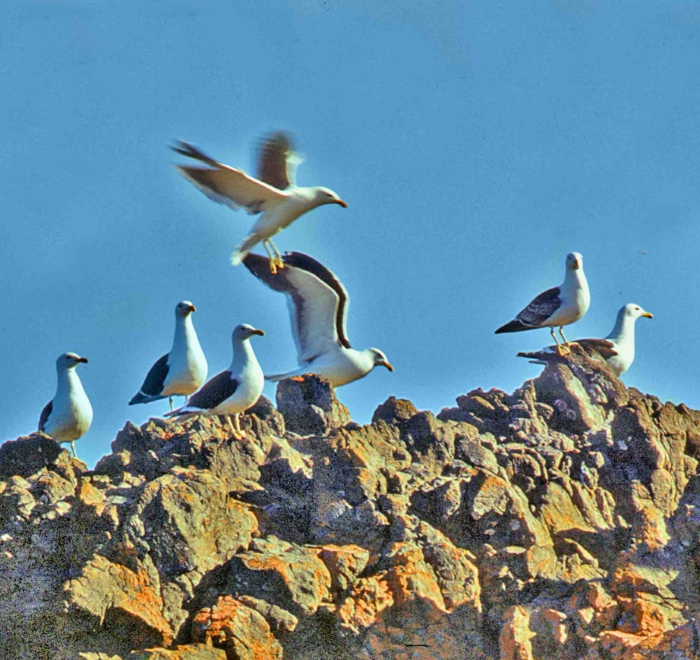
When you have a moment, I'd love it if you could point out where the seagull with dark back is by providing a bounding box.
[520,303,653,375]
[38,353,93,458]
[129,301,208,411]
[172,132,347,273]
[496,252,591,356]
[165,324,265,439]
[243,251,393,387]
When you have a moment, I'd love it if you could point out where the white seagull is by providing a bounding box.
[172,132,347,273]
[129,301,208,411]
[496,252,591,355]
[570,303,653,375]
[38,352,93,458]
[165,324,265,439]
[243,251,393,387]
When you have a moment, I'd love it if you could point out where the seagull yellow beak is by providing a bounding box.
[381,360,394,372]
[335,199,348,208]
[642,311,654,319]
[188,304,197,313]
[251,328,265,336]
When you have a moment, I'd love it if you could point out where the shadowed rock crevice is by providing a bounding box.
[3,364,700,659]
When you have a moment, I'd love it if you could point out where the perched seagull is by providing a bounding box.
[38,353,93,458]
[165,324,265,439]
[495,252,591,355]
[520,303,654,376]
[243,251,393,387]
[129,301,208,411]
[172,132,347,273]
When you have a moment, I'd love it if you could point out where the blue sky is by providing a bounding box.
[2,0,700,466]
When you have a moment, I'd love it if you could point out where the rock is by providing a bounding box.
[2,357,700,659]
[128,646,226,659]
[372,396,418,424]
[191,595,282,659]
[276,375,351,435]
[0,433,69,479]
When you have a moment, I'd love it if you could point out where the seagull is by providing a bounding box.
[165,324,265,439]
[243,251,393,387]
[172,132,347,273]
[518,304,653,376]
[129,301,208,411]
[495,252,591,356]
[38,353,93,458]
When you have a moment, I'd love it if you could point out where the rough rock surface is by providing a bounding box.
[3,351,700,659]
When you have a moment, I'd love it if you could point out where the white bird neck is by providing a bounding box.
[562,265,588,292]
[357,349,379,375]
[55,366,84,398]
[172,314,198,352]
[229,337,260,372]
[607,310,637,346]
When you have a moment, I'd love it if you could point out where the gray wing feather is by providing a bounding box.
[516,286,562,327]
[38,401,53,432]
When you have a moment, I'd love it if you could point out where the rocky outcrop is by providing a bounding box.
[2,347,700,659]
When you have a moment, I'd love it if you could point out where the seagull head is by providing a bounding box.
[623,303,654,321]
[176,301,197,317]
[314,187,347,209]
[369,348,393,373]
[57,352,89,369]
[566,252,583,271]
[233,324,265,341]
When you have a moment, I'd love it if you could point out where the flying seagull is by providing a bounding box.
[165,324,265,439]
[38,352,93,458]
[519,303,653,376]
[495,252,591,355]
[243,251,393,387]
[172,132,347,273]
[129,301,208,411]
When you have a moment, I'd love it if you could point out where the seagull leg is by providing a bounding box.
[554,327,571,355]
[226,415,236,437]
[70,441,78,459]
[550,328,567,356]
[235,413,246,439]
[559,327,572,347]
[269,239,285,270]
[263,241,278,275]
[169,397,174,412]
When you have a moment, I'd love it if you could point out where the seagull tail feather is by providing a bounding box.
[129,392,167,406]
[495,320,530,334]
[231,233,260,266]
[264,370,299,383]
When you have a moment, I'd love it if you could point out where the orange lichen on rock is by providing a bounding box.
[191,595,282,660]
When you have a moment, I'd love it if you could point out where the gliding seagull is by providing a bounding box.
[243,251,393,387]
[172,132,347,273]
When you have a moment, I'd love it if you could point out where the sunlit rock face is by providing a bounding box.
[2,361,700,660]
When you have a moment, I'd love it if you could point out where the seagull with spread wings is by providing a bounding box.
[243,251,393,387]
[495,252,591,355]
[172,132,347,273]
